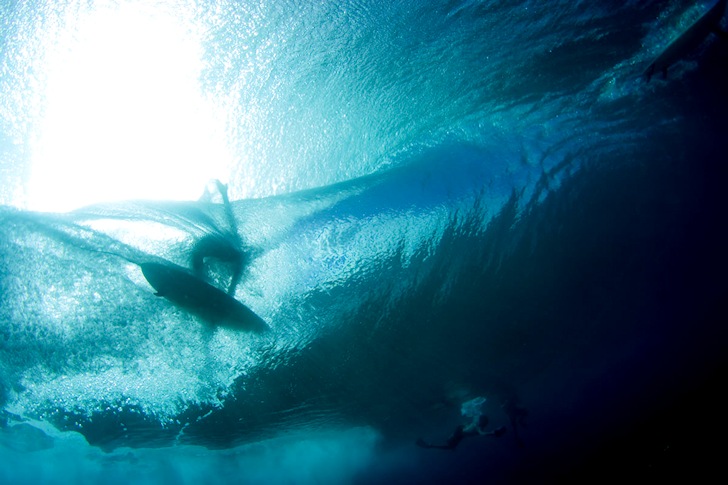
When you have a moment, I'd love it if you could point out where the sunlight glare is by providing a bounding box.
[29,2,230,212]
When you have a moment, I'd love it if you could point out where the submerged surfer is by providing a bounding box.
[416,397,507,450]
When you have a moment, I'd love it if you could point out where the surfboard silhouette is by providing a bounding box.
[645,0,727,81]
[140,261,269,333]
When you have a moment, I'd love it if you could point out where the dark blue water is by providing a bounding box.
[1,1,727,483]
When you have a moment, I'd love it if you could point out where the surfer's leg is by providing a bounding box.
[228,263,242,295]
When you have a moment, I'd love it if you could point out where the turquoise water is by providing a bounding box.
[1,1,727,483]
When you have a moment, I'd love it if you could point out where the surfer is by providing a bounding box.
[416,397,507,450]
[68,179,266,332]
[190,233,247,295]
[191,179,248,296]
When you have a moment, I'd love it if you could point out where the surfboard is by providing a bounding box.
[645,0,727,81]
[140,261,269,333]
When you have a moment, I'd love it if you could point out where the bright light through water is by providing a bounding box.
[29,2,231,212]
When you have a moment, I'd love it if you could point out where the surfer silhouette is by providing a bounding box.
[191,180,247,295]
[85,179,267,332]
[416,397,506,450]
